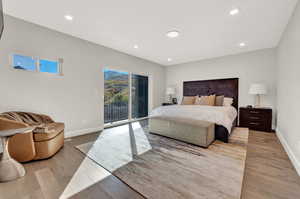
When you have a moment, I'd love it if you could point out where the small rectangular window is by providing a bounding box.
[39,59,59,74]
[11,54,62,75]
[12,54,37,71]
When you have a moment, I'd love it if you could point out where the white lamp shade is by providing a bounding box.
[249,84,267,95]
[166,87,175,95]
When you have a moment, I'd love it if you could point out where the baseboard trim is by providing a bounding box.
[276,128,300,176]
[104,117,149,129]
[65,126,103,138]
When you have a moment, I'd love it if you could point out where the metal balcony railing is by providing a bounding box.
[104,102,129,123]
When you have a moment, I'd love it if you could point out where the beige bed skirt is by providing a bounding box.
[149,117,215,147]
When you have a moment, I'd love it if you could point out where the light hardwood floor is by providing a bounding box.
[241,130,300,199]
[0,125,299,199]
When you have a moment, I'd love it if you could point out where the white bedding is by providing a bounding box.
[150,105,237,133]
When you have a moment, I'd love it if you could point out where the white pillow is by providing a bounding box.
[194,95,202,105]
[223,97,233,106]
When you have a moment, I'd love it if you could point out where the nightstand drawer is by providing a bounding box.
[240,109,270,117]
[240,121,265,131]
[240,112,264,121]
[248,115,263,121]
[248,109,264,114]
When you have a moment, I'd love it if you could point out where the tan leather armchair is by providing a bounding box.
[0,112,64,162]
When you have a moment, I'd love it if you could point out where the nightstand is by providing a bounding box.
[162,103,174,106]
[239,107,272,132]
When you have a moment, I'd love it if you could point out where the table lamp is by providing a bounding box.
[166,87,175,103]
[249,83,267,107]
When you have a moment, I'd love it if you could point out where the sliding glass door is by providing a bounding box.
[104,69,149,124]
[131,74,148,119]
[104,69,129,123]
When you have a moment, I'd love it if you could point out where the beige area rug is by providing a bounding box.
[76,122,249,199]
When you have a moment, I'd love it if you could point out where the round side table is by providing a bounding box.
[0,127,34,182]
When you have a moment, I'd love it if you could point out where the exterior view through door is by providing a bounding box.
[104,69,149,124]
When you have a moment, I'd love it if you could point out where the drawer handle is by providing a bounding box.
[250,122,260,125]
[250,116,260,120]
[250,111,259,114]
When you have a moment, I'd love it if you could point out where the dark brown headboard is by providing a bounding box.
[183,78,239,110]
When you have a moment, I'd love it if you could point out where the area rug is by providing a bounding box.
[76,122,248,199]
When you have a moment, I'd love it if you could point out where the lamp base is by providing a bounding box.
[254,94,262,107]
[168,95,172,103]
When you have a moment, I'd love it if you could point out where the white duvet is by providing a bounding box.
[150,105,237,133]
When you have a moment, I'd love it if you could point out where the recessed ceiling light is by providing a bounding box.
[167,58,172,62]
[64,15,73,21]
[166,31,180,38]
[239,42,246,47]
[230,8,240,16]
[134,45,139,49]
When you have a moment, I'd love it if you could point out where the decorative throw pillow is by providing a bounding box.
[223,97,234,106]
[199,95,209,105]
[196,95,215,106]
[215,95,224,106]
[207,95,216,106]
[181,96,196,105]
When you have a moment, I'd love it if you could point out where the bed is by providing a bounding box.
[150,78,239,143]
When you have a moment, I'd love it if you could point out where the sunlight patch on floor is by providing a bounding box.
[59,157,111,199]
[76,121,152,172]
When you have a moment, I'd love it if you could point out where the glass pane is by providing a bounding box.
[104,69,129,123]
[40,59,59,74]
[12,54,37,71]
[132,74,148,119]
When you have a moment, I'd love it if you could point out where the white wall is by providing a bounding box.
[166,49,277,126]
[276,1,300,175]
[0,15,165,137]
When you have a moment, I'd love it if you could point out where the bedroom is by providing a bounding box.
[0,0,299,199]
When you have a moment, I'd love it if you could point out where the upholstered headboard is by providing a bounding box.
[183,78,239,110]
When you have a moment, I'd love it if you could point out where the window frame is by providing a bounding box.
[103,67,152,125]
[9,53,38,72]
[38,57,63,75]
[10,53,63,76]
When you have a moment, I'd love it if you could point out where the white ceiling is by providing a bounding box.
[3,0,298,66]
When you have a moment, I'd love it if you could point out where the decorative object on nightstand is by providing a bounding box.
[172,98,178,104]
[239,107,272,132]
[249,83,267,107]
[166,87,176,103]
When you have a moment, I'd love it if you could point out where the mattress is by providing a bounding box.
[150,105,237,133]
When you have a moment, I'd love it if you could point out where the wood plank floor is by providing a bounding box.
[0,126,299,199]
[241,130,300,199]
